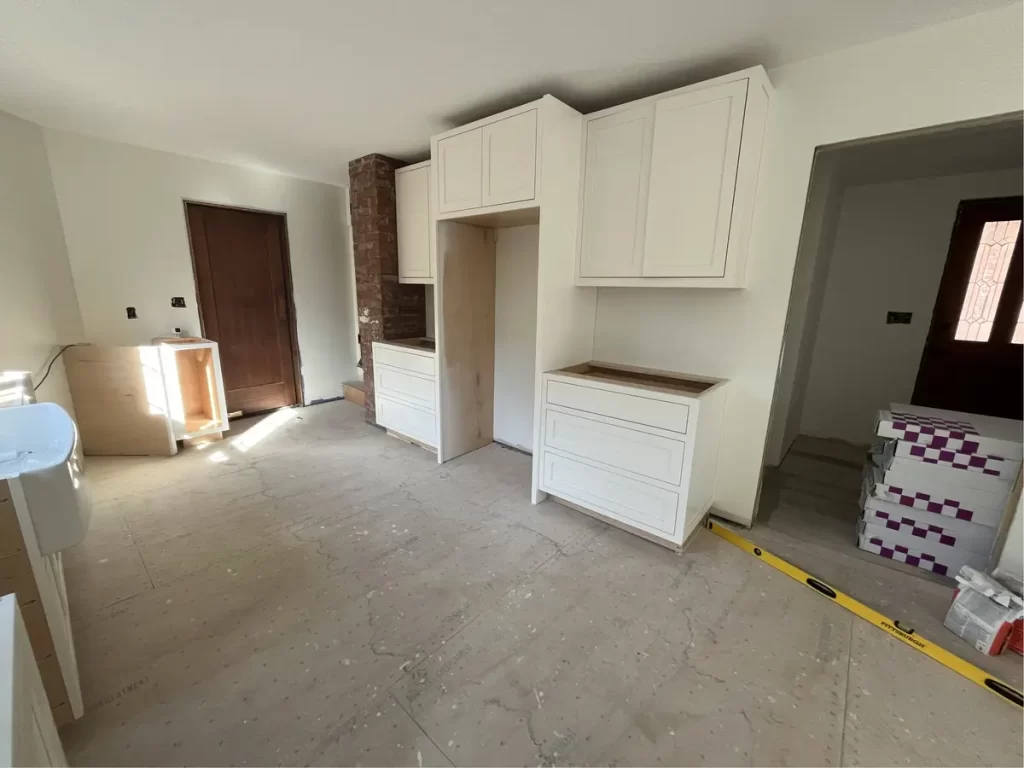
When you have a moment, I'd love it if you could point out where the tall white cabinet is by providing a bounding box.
[396,161,435,283]
[575,67,772,288]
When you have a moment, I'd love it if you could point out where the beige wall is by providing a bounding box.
[44,130,358,405]
[0,111,84,415]
[592,6,1024,525]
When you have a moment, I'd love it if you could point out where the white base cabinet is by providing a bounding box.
[372,341,437,450]
[575,66,772,288]
[536,362,727,549]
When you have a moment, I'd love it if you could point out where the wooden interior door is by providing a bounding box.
[913,196,1023,420]
[186,203,300,416]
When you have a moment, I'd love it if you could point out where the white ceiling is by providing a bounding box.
[0,0,1013,185]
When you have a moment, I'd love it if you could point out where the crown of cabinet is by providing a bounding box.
[575,66,772,288]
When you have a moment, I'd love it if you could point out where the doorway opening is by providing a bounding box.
[758,114,1024,685]
[184,202,303,416]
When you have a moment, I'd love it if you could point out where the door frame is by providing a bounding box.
[182,200,305,410]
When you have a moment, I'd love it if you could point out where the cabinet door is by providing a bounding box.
[642,80,747,278]
[437,128,482,213]
[578,105,654,278]
[396,165,432,281]
[482,110,537,206]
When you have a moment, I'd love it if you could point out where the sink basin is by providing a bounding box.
[0,403,91,555]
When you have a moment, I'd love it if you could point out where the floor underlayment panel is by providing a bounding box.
[60,404,1022,766]
[753,435,1023,689]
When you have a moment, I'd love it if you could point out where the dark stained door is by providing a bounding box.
[186,203,301,415]
[913,196,1023,420]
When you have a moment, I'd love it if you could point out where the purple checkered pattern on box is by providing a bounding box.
[889,411,977,435]
[869,510,957,546]
[862,536,950,577]
[905,444,1006,476]
[874,482,976,521]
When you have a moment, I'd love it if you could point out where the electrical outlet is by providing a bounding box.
[126,306,137,319]
[886,311,912,325]
[171,297,186,308]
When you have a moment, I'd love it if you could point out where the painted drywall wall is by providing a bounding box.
[0,111,84,416]
[493,225,539,452]
[592,5,1024,525]
[44,130,358,405]
[798,168,1023,446]
[764,154,842,466]
[998,494,1023,583]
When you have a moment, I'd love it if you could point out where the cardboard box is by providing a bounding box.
[891,439,1021,481]
[863,463,1008,526]
[860,492,997,555]
[876,404,1023,460]
[871,441,1013,497]
[857,530,964,577]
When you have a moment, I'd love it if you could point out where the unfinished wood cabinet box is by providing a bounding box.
[575,66,772,288]
[396,160,435,283]
[0,595,68,767]
[64,340,228,456]
[537,362,728,550]
[0,481,82,730]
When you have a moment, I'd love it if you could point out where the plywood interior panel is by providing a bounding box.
[176,347,221,434]
[438,221,496,460]
[63,345,176,456]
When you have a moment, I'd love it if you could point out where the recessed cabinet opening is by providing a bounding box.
[171,346,225,436]
[437,215,540,459]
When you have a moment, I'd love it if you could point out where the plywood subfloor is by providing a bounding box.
[61,405,1022,766]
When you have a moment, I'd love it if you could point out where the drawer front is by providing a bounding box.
[376,395,437,447]
[546,379,689,435]
[541,451,678,536]
[544,409,685,485]
[373,345,435,377]
[375,366,435,411]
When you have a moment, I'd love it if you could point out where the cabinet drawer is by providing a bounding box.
[544,409,684,485]
[541,451,678,536]
[373,345,435,378]
[546,379,689,435]
[376,395,437,447]
[374,366,436,411]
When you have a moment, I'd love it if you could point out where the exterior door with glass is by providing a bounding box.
[913,196,1023,419]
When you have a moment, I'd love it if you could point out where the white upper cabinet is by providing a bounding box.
[576,67,772,288]
[578,105,654,278]
[643,80,746,278]
[396,161,434,283]
[437,129,482,213]
[432,103,541,219]
[482,110,537,206]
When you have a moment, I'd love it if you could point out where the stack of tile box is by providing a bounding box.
[859,403,1022,578]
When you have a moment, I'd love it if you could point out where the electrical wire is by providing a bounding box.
[34,344,77,391]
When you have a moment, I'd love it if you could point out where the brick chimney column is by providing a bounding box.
[348,154,426,424]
